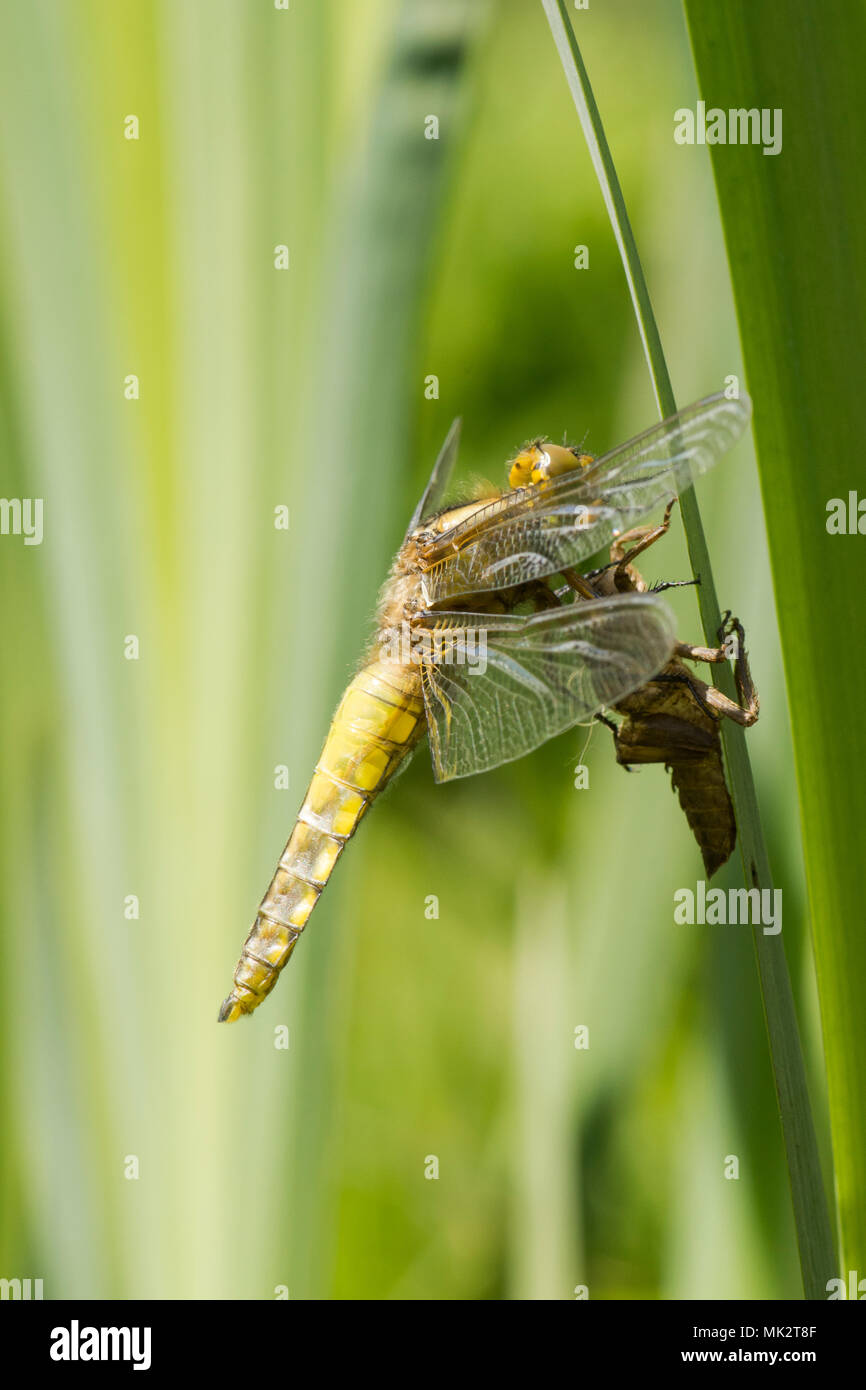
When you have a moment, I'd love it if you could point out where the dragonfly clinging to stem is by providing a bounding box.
[218,391,758,1022]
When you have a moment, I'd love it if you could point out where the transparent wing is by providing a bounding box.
[419,495,622,603]
[419,593,677,782]
[419,392,751,604]
[403,417,462,541]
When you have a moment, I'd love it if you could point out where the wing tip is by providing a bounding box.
[705,387,752,430]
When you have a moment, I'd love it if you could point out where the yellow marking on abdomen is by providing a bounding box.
[218,659,424,1021]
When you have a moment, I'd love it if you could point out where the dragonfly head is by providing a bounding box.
[507,440,594,490]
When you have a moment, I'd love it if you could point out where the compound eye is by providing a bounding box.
[536,443,588,480]
[508,444,544,490]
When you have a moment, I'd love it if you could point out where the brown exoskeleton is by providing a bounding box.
[585,499,759,876]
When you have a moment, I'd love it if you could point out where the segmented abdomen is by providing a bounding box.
[218,659,424,1021]
[669,752,736,879]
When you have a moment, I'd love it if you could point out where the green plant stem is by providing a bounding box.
[541,0,835,1300]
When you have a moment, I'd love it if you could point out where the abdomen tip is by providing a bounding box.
[217,996,243,1023]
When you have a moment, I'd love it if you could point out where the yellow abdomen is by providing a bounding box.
[218,658,424,1021]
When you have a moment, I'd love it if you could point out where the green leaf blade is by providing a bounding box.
[684,0,866,1281]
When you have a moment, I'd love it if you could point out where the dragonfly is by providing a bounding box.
[218,391,758,1022]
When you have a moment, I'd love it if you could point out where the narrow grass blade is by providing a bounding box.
[541,0,835,1298]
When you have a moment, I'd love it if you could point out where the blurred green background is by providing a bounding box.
[0,0,827,1299]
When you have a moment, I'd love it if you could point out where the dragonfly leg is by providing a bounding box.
[610,498,678,590]
[674,640,728,663]
[560,567,601,600]
[651,669,719,719]
[594,711,632,768]
[676,615,759,727]
[652,577,699,595]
